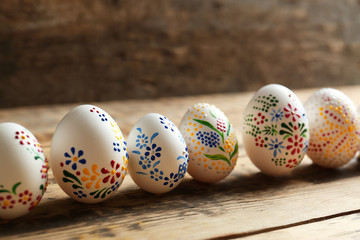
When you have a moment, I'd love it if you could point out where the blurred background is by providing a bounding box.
[1,0,360,108]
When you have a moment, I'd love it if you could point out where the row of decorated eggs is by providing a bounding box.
[1,84,359,219]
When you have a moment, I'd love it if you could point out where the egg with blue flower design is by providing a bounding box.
[180,103,239,183]
[128,113,189,194]
[50,105,128,203]
[241,84,309,176]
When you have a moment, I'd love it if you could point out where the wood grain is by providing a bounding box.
[1,0,360,107]
[1,86,360,239]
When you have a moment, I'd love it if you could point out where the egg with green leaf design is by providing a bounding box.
[180,103,239,183]
[241,84,309,176]
[0,122,48,219]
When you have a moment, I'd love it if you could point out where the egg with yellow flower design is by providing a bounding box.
[180,103,239,183]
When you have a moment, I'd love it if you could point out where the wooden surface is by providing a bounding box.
[2,0,360,107]
[1,85,360,239]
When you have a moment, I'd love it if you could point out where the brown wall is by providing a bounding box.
[1,0,360,108]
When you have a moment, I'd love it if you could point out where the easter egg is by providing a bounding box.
[50,105,128,203]
[179,103,239,183]
[242,84,309,176]
[304,88,360,168]
[128,113,189,194]
[0,122,48,219]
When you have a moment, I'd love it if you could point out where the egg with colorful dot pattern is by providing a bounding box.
[128,113,189,194]
[304,88,360,168]
[179,103,239,183]
[50,105,128,203]
[0,122,48,219]
[242,84,309,176]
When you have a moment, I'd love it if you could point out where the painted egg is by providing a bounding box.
[242,84,309,176]
[50,105,128,203]
[0,122,48,219]
[179,103,239,183]
[128,113,189,194]
[304,88,360,168]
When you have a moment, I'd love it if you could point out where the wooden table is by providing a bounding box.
[1,85,360,239]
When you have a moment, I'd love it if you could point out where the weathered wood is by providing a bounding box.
[1,86,360,239]
[1,0,360,107]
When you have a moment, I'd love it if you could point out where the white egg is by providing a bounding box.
[0,122,48,219]
[304,88,360,168]
[50,105,128,203]
[128,113,188,194]
[179,103,238,183]
[242,84,309,176]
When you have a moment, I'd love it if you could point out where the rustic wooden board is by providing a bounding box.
[1,86,360,239]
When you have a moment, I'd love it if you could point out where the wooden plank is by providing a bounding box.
[241,212,360,240]
[1,86,360,239]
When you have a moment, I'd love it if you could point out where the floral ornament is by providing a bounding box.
[18,190,33,205]
[0,195,16,209]
[286,135,304,155]
[150,168,164,181]
[81,164,101,189]
[262,124,279,136]
[177,162,187,179]
[217,118,227,132]
[40,161,49,179]
[145,144,162,161]
[110,181,120,192]
[268,138,285,157]
[90,107,108,121]
[64,147,86,170]
[196,131,220,148]
[136,132,149,149]
[284,103,301,122]
[139,156,152,170]
[15,131,31,146]
[163,173,179,188]
[101,160,122,184]
[159,116,176,132]
[193,111,238,166]
[270,108,284,122]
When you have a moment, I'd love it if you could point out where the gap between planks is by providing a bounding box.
[208,209,360,240]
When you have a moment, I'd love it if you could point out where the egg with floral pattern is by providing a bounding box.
[179,103,239,183]
[242,84,309,176]
[128,113,189,194]
[50,105,128,203]
[0,122,48,219]
[304,88,360,168]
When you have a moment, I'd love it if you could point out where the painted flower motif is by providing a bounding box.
[0,195,16,209]
[123,140,129,160]
[268,138,286,157]
[136,133,149,149]
[64,147,86,170]
[183,147,189,163]
[139,156,151,170]
[28,195,42,211]
[177,162,187,179]
[284,103,301,122]
[113,142,121,152]
[163,173,179,188]
[150,168,164,181]
[15,131,31,146]
[159,116,176,132]
[74,190,87,199]
[216,118,227,132]
[32,138,44,153]
[99,113,108,122]
[285,159,298,169]
[82,164,101,189]
[40,161,49,179]
[270,108,284,122]
[145,144,162,161]
[286,135,304,155]
[196,131,220,148]
[101,160,122,184]
[18,190,33,205]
